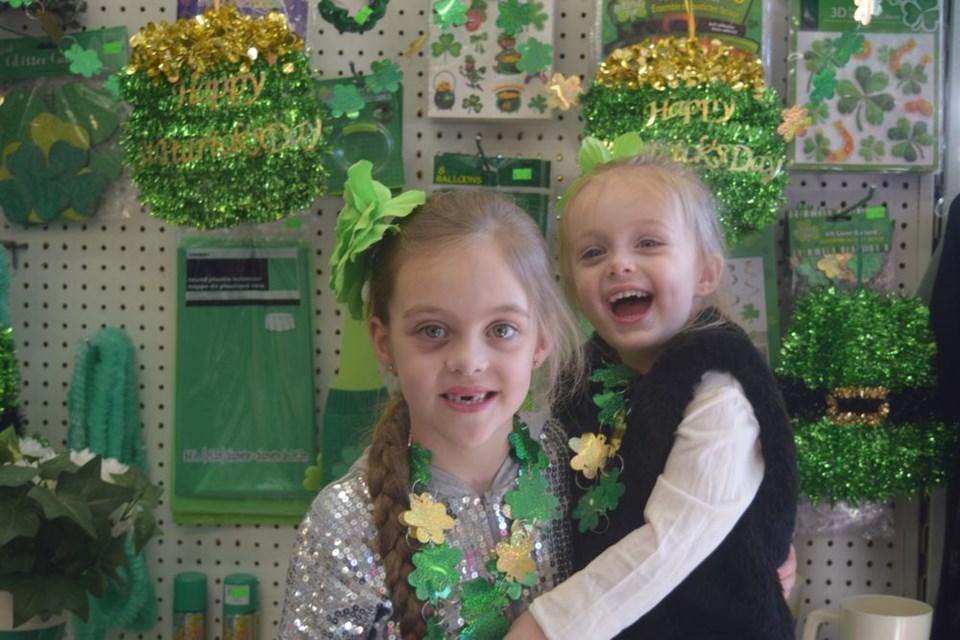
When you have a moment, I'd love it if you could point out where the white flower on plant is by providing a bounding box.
[100,457,129,482]
[18,436,56,460]
[70,448,97,467]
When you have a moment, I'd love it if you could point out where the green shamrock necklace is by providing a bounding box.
[400,415,559,638]
[569,363,637,533]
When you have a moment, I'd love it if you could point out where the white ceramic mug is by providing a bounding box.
[801,594,933,640]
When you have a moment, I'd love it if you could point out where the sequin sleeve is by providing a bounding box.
[278,462,398,639]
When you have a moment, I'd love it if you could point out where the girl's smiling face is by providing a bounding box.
[370,236,551,470]
[565,169,722,373]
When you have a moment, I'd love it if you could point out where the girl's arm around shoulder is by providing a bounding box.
[520,372,764,639]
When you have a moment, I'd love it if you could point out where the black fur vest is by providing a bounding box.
[563,318,798,639]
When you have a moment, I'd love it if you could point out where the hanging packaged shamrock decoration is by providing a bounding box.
[578,4,789,244]
[118,4,328,229]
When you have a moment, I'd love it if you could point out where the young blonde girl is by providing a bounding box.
[511,151,798,639]
[279,182,583,638]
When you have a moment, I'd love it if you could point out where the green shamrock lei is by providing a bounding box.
[569,363,637,533]
[402,415,559,638]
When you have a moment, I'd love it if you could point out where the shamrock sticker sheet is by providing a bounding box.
[727,225,781,366]
[788,0,941,171]
[428,0,556,119]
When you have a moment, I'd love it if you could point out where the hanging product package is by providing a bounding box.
[0,27,129,225]
[432,151,551,236]
[174,238,316,523]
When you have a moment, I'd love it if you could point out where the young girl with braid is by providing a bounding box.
[279,160,797,639]
[278,166,586,638]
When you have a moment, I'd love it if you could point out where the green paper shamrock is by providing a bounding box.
[895,62,928,95]
[505,472,559,521]
[408,542,463,603]
[0,140,105,224]
[1,0,34,8]
[329,160,426,319]
[408,443,432,490]
[901,0,940,32]
[64,43,103,78]
[432,0,469,29]
[516,39,552,77]
[497,0,547,34]
[326,83,365,119]
[805,33,864,104]
[859,135,885,161]
[461,577,510,623]
[741,303,760,322]
[803,130,832,162]
[888,117,934,163]
[364,59,402,94]
[528,94,547,113]
[836,66,895,131]
[573,468,626,533]
[431,32,463,59]
[462,94,483,112]
[808,68,838,106]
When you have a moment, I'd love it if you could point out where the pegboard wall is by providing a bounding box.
[0,1,950,638]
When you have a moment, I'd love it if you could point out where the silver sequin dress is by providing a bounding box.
[278,413,573,638]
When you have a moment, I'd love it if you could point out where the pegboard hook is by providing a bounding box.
[830,185,876,221]
[475,134,493,173]
[0,240,27,270]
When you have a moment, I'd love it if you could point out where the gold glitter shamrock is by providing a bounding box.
[545,72,582,111]
[494,530,536,583]
[569,433,610,480]
[399,493,455,544]
[778,104,812,142]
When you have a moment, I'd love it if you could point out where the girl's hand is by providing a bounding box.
[778,543,798,598]
[504,611,548,640]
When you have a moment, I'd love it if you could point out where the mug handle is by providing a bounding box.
[802,608,842,640]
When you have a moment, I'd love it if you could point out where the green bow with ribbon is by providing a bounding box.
[329,160,426,319]
[559,131,646,210]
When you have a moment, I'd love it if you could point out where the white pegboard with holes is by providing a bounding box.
[0,1,948,638]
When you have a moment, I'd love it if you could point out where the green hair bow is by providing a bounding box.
[559,132,646,210]
[329,160,426,319]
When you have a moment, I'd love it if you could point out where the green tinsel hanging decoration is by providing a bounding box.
[778,287,957,505]
[118,5,329,229]
[579,37,788,245]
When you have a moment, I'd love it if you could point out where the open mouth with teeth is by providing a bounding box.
[609,290,652,319]
[443,392,494,404]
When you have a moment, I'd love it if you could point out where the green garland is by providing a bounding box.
[793,416,955,505]
[580,81,787,245]
[578,36,787,245]
[119,5,328,229]
[778,287,956,504]
[778,287,936,390]
[317,0,389,33]
[403,415,559,638]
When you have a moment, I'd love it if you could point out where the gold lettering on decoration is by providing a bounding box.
[657,137,782,183]
[133,117,324,168]
[644,98,737,127]
[174,72,268,110]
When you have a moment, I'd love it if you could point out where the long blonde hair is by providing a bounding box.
[364,190,582,637]
[558,153,730,319]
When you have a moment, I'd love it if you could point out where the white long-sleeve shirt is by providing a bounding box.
[529,371,765,639]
